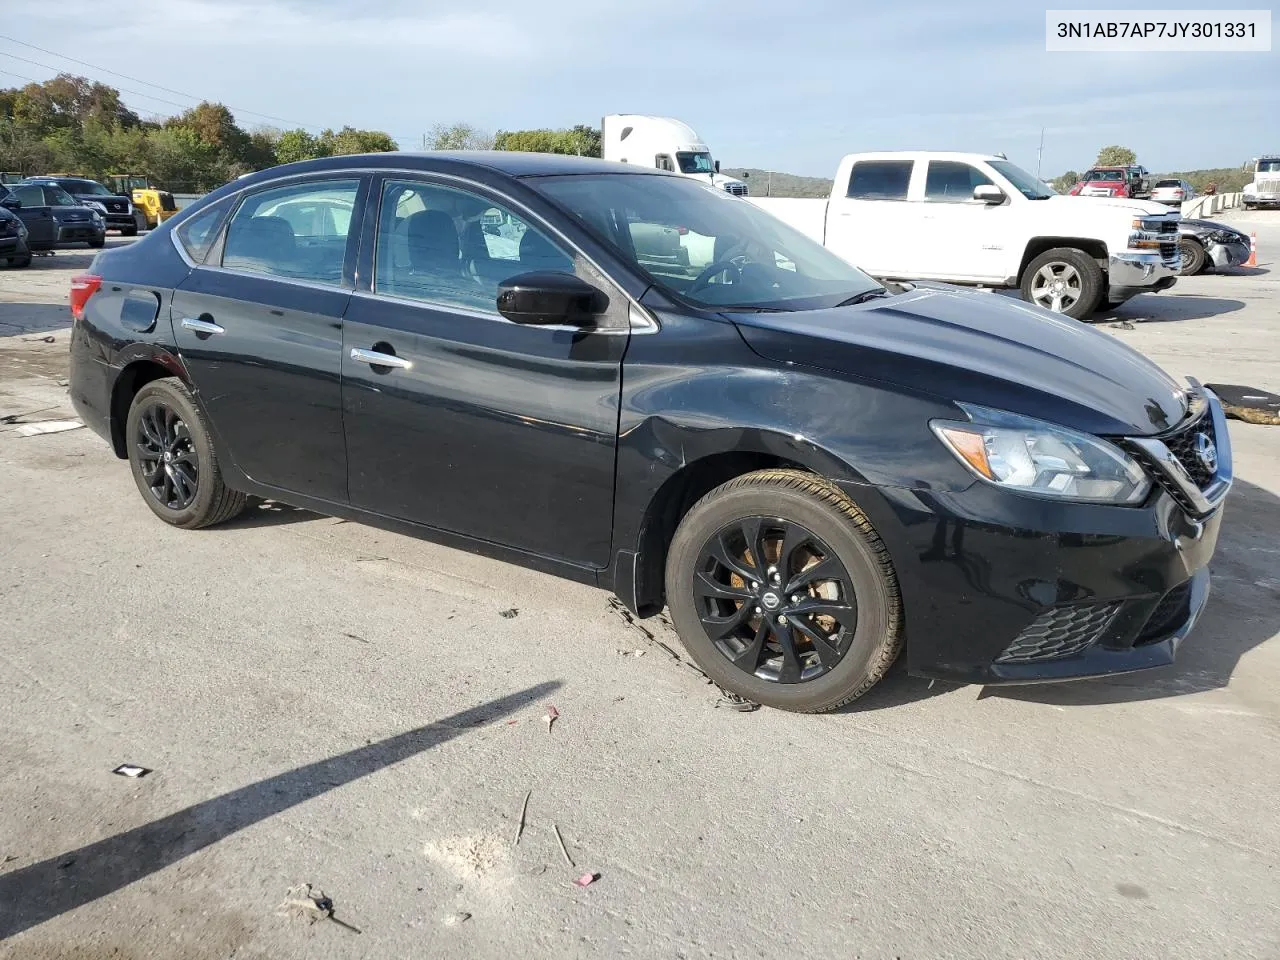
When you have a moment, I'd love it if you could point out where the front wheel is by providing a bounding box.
[665,469,903,713]
[126,377,249,529]
[5,253,32,268]
[122,223,138,237]
[1020,248,1104,319]
[1178,238,1207,275]
[89,237,106,249]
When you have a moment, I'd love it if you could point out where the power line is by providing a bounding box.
[2,52,197,112]
[0,33,322,130]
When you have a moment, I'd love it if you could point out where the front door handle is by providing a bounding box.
[181,317,225,335]
[350,347,412,370]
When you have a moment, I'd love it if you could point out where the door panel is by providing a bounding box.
[341,176,628,568]
[171,270,350,500]
[5,184,56,249]
[917,160,1007,281]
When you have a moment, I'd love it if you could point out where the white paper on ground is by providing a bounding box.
[15,420,83,437]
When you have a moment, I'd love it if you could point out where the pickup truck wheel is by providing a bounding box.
[126,378,249,529]
[1020,248,1103,319]
[664,469,903,713]
[1178,238,1207,275]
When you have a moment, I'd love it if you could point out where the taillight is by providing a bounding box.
[70,274,103,321]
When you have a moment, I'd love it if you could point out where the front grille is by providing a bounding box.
[1162,408,1216,487]
[1259,181,1280,196]
[996,602,1121,663]
[107,200,126,212]
[1135,582,1193,645]
[159,192,177,211]
[724,183,748,196]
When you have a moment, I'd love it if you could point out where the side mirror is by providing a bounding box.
[741,171,749,179]
[0,195,20,210]
[496,271,609,326]
[973,185,1006,204]
[714,160,721,173]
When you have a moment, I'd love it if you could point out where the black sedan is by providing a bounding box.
[0,182,106,250]
[0,203,31,267]
[67,152,1232,711]
[1177,218,1252,274]
[23,176,137,235]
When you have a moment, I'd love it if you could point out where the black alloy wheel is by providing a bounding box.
[695,516,858,684]
[135,402,199,510]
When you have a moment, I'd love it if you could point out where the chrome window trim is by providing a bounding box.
[168,165,659,333]
[195,262,353,293]
[348,288,634,337]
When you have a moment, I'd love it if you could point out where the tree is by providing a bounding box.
[427,122,493,151]
[1095,145,1136,166]
[493,125,601,157]
[275,128,326,165]
[321,126,397,155]
[1052,169,1080,192]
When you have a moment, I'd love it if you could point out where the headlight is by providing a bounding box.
[931,405,1151,505]
[85,200,107,215]
[1207,230,1242,244]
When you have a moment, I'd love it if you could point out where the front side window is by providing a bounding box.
[846,161,912,200]
[924,161,994,201]
[10,185,44,207]
[534,173,881,311]
[221,179,359,285]
[374,179,574,314]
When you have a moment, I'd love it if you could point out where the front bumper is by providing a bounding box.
[1207,239,1251,270]
[1108,251,1180,301]
[842,391,1233,686]
[0,234,29,259]
[56,222,106,245]
[104,213,135,230]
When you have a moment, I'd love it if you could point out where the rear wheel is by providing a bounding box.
[122,223,138,237]
[1020,247,1103,320]
[1178,238,1207,275]
[665,469,903,713]
[126,378,249,529]
[89,237,105,249]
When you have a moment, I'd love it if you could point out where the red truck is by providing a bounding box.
[1067,165,1153,200]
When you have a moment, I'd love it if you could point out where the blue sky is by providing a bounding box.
[4,0,1275,177]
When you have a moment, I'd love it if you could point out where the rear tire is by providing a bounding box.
[664,469,903,713]
[1178,238,1207,275]
[90,237,105,249]
[122,223,138,237]
[126,377,249,530]
[1020,247,1103,320]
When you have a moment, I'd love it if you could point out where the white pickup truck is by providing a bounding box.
[750,151,1181,319]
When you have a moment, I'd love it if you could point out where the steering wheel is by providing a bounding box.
[688,253,750,295]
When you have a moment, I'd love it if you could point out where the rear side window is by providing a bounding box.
[221,179,360,286]
[174,196,234,263]
[846,161,912,200]
[924,161,994,201]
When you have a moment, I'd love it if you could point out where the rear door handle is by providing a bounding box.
[350,347,412,370]
[181,317,225,335]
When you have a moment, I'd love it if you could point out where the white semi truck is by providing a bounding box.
[602,115,749,196]
[1243,154,1280,209]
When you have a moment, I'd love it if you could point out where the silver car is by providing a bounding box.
[1151,178,1195,207]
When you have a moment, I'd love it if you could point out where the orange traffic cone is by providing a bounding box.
[1243,232,1258,268]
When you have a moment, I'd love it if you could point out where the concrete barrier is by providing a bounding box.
[1181,192,1242,219]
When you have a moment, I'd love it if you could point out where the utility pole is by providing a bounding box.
[1036,127,1045,178]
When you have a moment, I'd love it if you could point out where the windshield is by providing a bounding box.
[1258,159,1280,173]
[989,160,1055,199]
[676,152,715,175]
[534,173,882,311]
[46,186,79,206]
[1083,169,1124,182]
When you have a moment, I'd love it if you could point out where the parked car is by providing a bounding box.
[0,202,32,267]
[0,182,106,250]
[1150,179,1195,207]
[749,151,1180,320]
[67,152,1231,712]
[1067,165,1153,199]
[23,176,137,235]
[1176,218,1252,274]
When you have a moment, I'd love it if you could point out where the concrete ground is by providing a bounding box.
[1,214,1278,960]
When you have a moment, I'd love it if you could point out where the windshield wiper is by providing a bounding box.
[834,287,889,307]
[719,304,789,313]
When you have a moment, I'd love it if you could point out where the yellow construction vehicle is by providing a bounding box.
[105,174,178,229]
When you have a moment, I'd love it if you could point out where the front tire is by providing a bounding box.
[1020,247,1103,320]
[1178,238,1207,275]
[126,378,249,529]
[122,223,138,237]
[665,469,903,713]
[5,253,32,268]
[89,237,106,249]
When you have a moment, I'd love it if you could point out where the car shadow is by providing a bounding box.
[0,681,559,941]
[983,477,1280,707]
[219,498,322,529]
[1102,294,1247,324]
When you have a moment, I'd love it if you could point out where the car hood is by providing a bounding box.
[1044,194,1171,216]
[1179,218,1246,239]
[727,285,1188,437]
